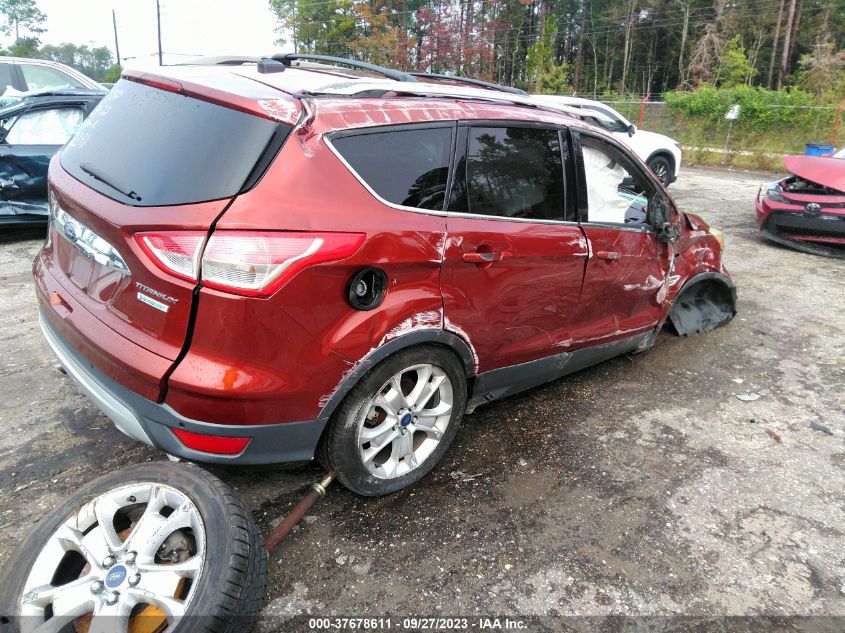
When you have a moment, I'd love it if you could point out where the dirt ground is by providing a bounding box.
[1,166,843,629]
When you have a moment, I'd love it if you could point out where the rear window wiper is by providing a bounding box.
[80,163,142,202]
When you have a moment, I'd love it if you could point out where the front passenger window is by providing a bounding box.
[581,138,650,225]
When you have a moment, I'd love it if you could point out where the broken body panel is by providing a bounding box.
[0,91,105,226]
[756,155,845,258]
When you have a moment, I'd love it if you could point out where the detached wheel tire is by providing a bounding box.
[323,345,467,496]
[0,462,267,633]
[647,155,672,186]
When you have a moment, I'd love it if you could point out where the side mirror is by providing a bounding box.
[651,194,679,243]
[0,126,8,143]
[656,222,680,243]
[627,124,636,137]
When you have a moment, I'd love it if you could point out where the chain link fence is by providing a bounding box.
[601,100,845,171]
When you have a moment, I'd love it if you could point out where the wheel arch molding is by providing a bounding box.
[663,271,737,335]
[317,328,477,423]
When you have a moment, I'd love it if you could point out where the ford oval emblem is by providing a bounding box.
[105,564,127,588]
[63,222,78,242]
[805,202,821,216]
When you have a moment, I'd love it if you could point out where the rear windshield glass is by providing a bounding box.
[331,126,453,211]
[61,79,280,206]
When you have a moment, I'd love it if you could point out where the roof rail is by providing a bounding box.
[309,79,611,124]
[272,53,417,83]
[272,54,526,95]
[410,72,527,96]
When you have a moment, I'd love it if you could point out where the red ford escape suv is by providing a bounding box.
[34,55,735,496]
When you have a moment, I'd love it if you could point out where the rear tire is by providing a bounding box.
[323,346,467,496]
[0,462,267,633]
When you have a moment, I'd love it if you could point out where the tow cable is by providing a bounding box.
[265,471,336,553]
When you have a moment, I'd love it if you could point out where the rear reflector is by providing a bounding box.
[172,428,250,455]
[136,230,365,297]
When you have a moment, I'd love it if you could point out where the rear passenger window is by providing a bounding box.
[331,127,452,211]
[451,126,565,221]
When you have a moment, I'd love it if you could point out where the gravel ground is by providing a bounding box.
[1,166,844,630]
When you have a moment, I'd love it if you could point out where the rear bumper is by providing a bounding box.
[39,311,328,464]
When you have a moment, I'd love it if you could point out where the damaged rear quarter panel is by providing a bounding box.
[169,103,449,424]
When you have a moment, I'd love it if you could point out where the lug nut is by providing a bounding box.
[126,551,137,564]
[90,580,104,594]
[129,573,141,587]
[102,555,116,568]
[106,592,119,605]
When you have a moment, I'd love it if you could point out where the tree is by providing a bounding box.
[265,0,840,94]
[572,0,588,92]
[526,17,571,94]
[6,34,38,57]
[717,36,757,87]
[776,0,797,89]
[102,64,122,83]
[0,0,46,41]
[688,0,726,86]
[794,41,845,98]
[766,0,785,89]
[39,43,114,81]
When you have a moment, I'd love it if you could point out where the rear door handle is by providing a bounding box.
[462,251,505,264]
[596,250,620,261]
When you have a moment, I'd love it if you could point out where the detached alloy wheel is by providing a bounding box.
[647,155,672,186]
[0,462,267,633]
[323,346,467,496]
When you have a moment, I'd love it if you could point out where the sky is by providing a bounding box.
[1,0,288,69]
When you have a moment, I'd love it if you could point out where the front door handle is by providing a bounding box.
[596,250,620,261]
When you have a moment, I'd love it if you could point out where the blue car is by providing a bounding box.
[0,89,106,227]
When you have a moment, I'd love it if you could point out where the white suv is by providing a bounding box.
[532,94,682,186]
[0,57,103,102]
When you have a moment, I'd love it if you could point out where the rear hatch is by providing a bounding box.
[43,75,294,395]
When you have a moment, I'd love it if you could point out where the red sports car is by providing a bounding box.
[756,151,845,258]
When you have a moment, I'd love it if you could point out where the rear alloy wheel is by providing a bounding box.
[0,462,267,633]
[323,346,467,496]
[647,155,672,186]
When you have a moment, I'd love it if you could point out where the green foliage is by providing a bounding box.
[0,0,45,39]
[269,0,845,95]
[794,43,845,99]
[6,34,38,57]
[101,64,122,83]
[526,18,572,94]
[269,0,358,53]
[0,39,114,81]
[39,43,114,81]
[663,85,823,132]
[716,36,757,88]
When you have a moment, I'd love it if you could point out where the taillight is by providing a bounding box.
[136,231,365,297]
[136,232,206,282]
